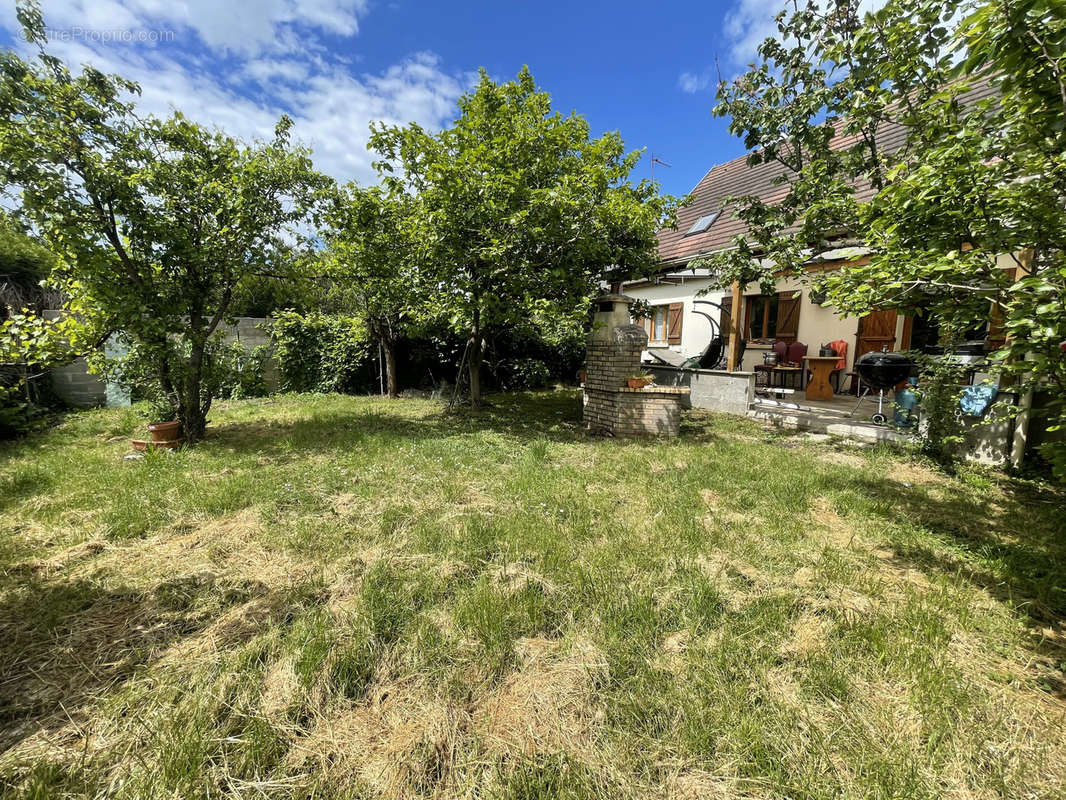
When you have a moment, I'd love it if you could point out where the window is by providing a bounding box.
[641,303,685,345]
[652,307,667,341]
[909,313,988,353]
[686,211,719,236]
[745,291,801,343]
[746,295,778,341]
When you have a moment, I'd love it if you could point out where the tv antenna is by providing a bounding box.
[650,153,671,181]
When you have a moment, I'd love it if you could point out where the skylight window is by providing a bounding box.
[686,211,719,235]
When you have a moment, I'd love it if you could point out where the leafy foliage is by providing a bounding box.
[105,336,270,422]
[0,309,73,437]
[322,186,422,398]
[911,356,968,466]
[369,67,679,407]
[269,310,369,394]
[0,3,330,442]
[0,213,57,314]
[700,0,1066,476]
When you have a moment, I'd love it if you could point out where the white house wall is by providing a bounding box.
[625,278,729,361]
[628,275,872,373]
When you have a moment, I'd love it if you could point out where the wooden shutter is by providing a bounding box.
[776,291,801,342]
[986,302,1006,351]
[667,303,684,344]
[720,303,732,342]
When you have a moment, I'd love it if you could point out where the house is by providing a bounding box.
[621,77,1031,462]
[625,79,1005,381]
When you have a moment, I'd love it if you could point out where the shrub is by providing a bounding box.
[912,356,968,467]
[105,334,270,422]
[214,342,270,400]
[269,311,369,394]
[0,310,71,438]
[499,357,552,390]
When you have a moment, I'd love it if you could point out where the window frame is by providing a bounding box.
[745,294,779,342]
[642,302,684,346]
[650,306,668,343]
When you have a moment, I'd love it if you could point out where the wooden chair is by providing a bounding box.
[779,341,807,389]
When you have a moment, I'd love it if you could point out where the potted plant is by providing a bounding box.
[626,373,654,389]
[132,397,184,451]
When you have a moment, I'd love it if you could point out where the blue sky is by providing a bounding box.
[0,0,786,198]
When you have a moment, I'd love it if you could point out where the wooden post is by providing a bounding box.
[727,280,743,371]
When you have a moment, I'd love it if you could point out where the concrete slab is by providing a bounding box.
[747,391,914,445]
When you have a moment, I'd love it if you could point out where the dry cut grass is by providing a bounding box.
[0,391,1063,799]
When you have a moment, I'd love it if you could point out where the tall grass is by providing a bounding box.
[1,391,1063,799]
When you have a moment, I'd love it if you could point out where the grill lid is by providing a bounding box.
[855,351,912,389]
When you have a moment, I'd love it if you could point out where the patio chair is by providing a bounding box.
[779,341,807,389]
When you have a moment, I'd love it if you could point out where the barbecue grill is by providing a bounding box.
[851,350,913,424]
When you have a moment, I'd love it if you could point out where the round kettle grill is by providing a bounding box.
[851,350,913,424]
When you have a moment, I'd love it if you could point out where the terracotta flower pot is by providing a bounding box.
[147,420,181,443]
[627,377,652,389]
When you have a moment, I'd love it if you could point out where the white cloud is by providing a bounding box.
[723,0,785,66]
[0,1,470,186]
[677,0,892,95]
[723,0,889,66]
[678,70,711,94]
[7,0,371,56]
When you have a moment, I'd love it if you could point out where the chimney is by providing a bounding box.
[582,294,688,436]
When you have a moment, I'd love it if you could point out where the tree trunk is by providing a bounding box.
[383,338,399,399]
[467,298,483,409]
[468,334,482,409]
[181,338,207,443]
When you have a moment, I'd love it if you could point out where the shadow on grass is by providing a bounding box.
[207,391,584,454]
[206,391,733,463]
[840,472,1066,697]
[0,567,281,753]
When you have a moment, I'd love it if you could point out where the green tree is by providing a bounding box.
[369,67,678,408]
[700,0,1066,474]
[696,0,962,291]
[322,185,421,398]
[0,212,57,315]
[0,3,330,442]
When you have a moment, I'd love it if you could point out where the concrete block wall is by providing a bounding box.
[42,314,275,408]
[49,359,108,408]
[647,365,755,416]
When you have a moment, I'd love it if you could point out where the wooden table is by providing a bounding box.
[804,356,840,401]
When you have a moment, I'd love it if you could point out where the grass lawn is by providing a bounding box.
[1,390,1064,799]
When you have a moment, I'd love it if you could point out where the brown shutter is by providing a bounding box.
[667,303,683,344]
[776,291,801,342]
[720,303,732,342]
[986,302,1006,351]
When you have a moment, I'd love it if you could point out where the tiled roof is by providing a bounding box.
[657,78,997,266]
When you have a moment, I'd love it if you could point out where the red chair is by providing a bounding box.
[781,341,807,389]
[827,340,847,392]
